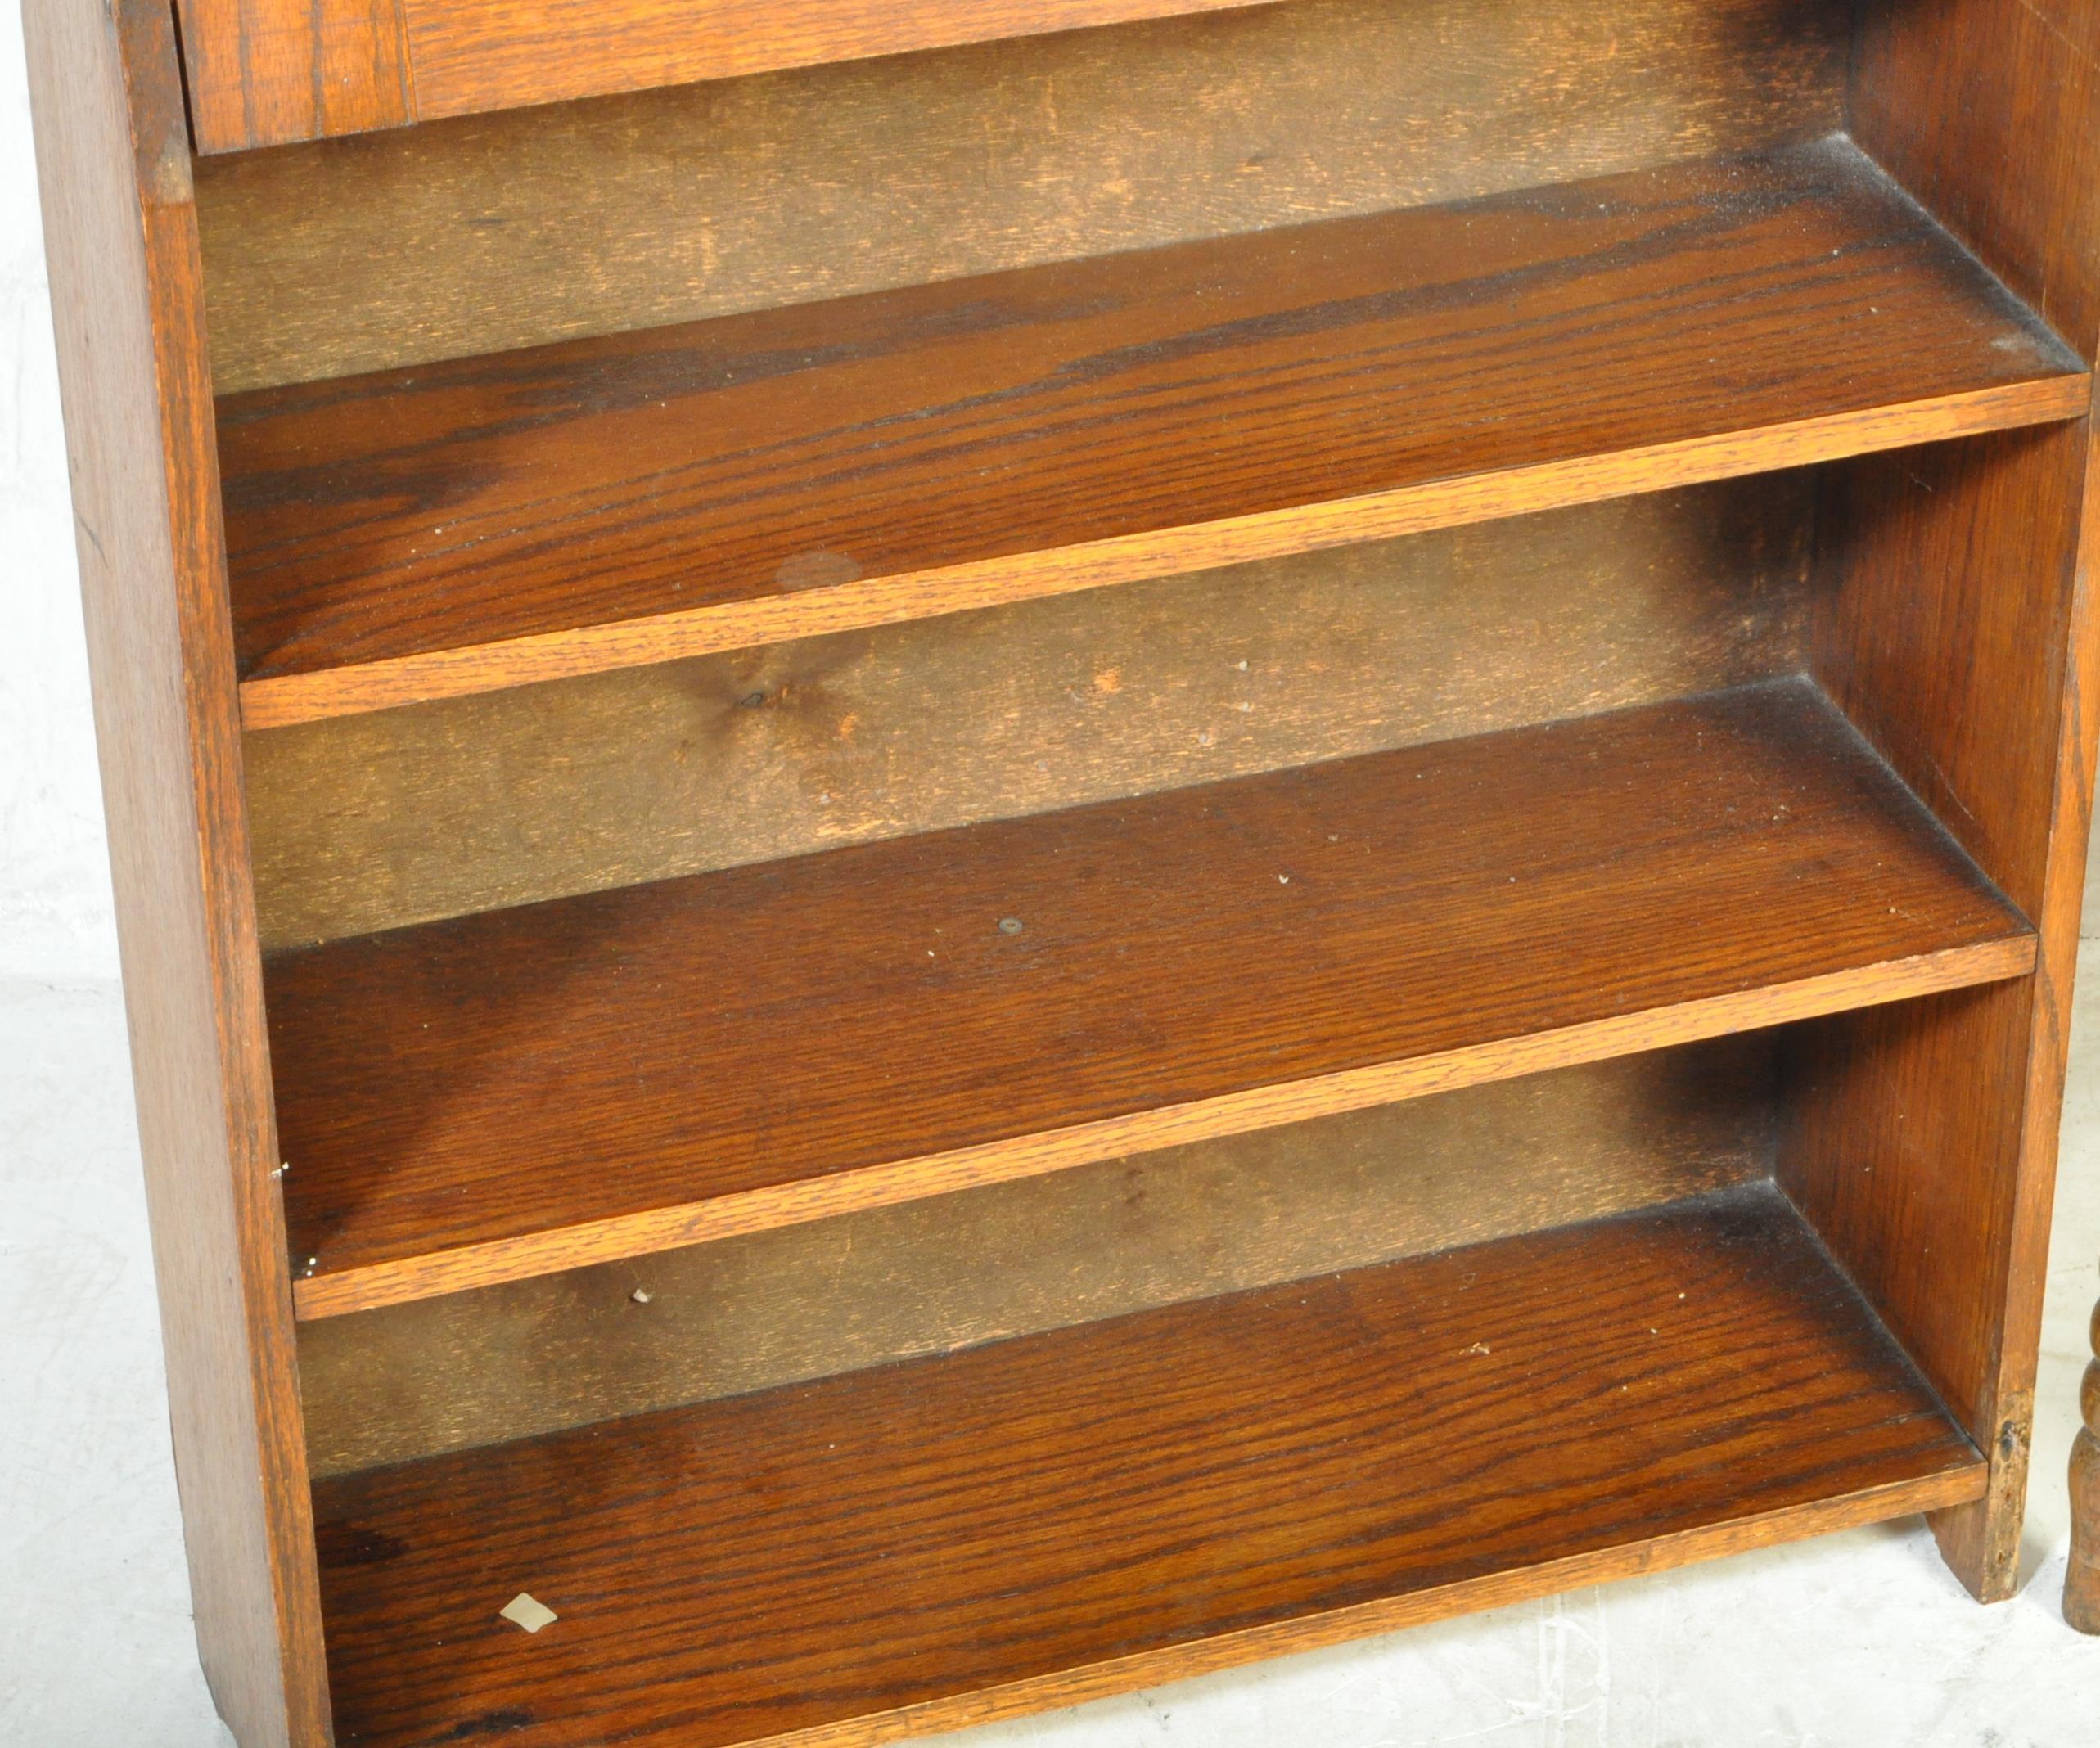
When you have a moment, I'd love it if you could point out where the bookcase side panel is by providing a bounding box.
[1796,421,2100,1600]
[1810,0,2100,1603]
[1854,0,2100,370]
[20,0,330,1739]
[1789,10,2100,1597]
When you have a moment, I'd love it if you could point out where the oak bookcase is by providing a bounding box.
[25,1,2100,1743]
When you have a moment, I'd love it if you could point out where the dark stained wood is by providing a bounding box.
[214,138,2088,728]
[18,1,331,1742]
[1855,0,2100,1620]
[2071,1300,2100,1631]
[246,476,1814,949]
[1786,0,2100,1599]
[194,0,1850,394]
[1791,424,2100,1605]
[266,681,2036,1317]
[1854,0,2100,371]
[309,1187,1985,1748]
[174,0,410,155]
[298,1040,1778,1474]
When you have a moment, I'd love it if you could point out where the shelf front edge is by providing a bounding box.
[289,932,2035,1318]
[728,1466,1985,1748]
[240,376,2088,732]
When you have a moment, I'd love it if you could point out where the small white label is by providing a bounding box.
[500,1593,558,1634]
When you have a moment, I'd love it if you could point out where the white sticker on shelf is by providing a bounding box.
[500,1593,559,1634]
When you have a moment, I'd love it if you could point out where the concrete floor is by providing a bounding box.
[6,958,2100,1745]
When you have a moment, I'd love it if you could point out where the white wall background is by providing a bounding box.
[2,0,120,984]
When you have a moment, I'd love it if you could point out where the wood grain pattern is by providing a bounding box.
[1854,0,2100,370]
[1848,0,2100,1611]
[404,0,1278,128]
[194,0,1850,393]
[1787,0,2100,1597]
[298,1040,1777,1474]
[19,2,331,1741]
[2066,439,2100,1629]
[2071,1298,2100,1630]
[309,1187,1984,1748]
[214,138,2088,728]
[52,0,2100,1719]
[174,0,410,155]
[246,476,1814,948]
[265,682,2036,1318]
[1789,421,2100,1604]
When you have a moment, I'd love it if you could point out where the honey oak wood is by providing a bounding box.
[214,138,2087,729]
[309,1187,1984,1748]
[265,682,2036,1319]
[174,0,410,155]
[298,1040,1777,1474]
[193,0,1850,394]
[19,2,330,1741]
[246,476,1814,948]
[402,0,1282,133]
[173,0,1296,151]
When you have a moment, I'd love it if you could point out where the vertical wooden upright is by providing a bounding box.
[19,0,331,1740]
[1777,0,2100,1606]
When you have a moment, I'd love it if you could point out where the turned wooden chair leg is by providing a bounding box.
[2070,1301,2100,1632]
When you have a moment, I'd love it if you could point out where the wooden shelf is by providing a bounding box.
[268,680,2034,1318]
[309,1186,1984,1748]
[219,137,2087,730]
[42,0,2100,1728]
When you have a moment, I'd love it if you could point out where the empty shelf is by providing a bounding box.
[219,137,2086,728]
[268,680,2034,1317]
[309,1186,1985,1748]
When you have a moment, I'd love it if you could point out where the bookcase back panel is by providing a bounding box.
[298,1037,1777,1476]
[246,474,1813,950]
[194,0,1850,394]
